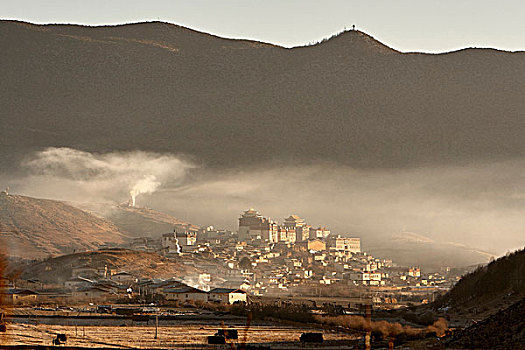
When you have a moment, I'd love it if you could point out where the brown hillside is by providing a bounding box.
[447,298,525,350]
[2,21,525,169]
[435,247,525,310]
[9,249,203,285]
[0,192,127,258]
[77,203,200,238]
[415,248,525,326]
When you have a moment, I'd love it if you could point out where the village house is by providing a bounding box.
[295,239,326,252]
[408,267,421,277]
[64,276,94,290]
[163,286,208,303]
[72,286,111,300]
[208,288,247,304]
[240,280,251,291]
[162,229,198,254]
[0,288,38,305]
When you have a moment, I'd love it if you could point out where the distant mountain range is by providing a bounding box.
[2,20,525,169]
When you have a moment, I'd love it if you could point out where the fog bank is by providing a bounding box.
[2,148,525,255]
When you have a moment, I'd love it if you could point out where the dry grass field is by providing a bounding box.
[1,320,359,349]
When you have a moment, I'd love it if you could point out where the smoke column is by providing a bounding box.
[19,147,192,205]
[130,175,160,207]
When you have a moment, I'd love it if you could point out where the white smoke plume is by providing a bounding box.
[130,175,160,207]
[19,147,192,205]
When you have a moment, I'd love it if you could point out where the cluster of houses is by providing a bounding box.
[2,208,459,307]
[1,272,246,306]
[126,209,457,302]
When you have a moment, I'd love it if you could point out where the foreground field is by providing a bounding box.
[1,320,359,349]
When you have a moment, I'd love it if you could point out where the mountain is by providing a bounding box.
[76,203,200,238]
[432,248,525,349]
[2,21,525,170]
[365,232,494,271]
[0,192,127,258]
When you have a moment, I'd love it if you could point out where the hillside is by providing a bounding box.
[2,21,525,169]
[447,298,525,350]
[422,247,525,326]
[77,203,200,238]
[366,232,494,271]
[395,248,524,346]
[435,247,525,310]
[0,192,127,258]
[7,249,204,285]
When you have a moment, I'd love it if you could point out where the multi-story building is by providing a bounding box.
[295,239,327,252]
[238,208,278,242]
[283,215,310,242]
[333,236,361,253]
[311,227,331,239]
[277,226,296,244]
[302,225,312,241]
[408,267,421,277]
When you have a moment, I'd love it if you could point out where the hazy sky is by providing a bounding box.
[2,0,525,52]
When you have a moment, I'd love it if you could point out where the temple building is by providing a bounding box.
[238,208,278,242]
[283,215,309,242]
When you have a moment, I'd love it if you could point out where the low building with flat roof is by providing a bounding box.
[208,288,247,304]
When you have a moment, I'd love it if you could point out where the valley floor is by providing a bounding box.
[0,313,359,349]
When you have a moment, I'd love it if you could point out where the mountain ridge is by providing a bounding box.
[7,20,525,54]
[3,20,525,171]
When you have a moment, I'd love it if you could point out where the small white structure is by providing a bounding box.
[208,288,247,304]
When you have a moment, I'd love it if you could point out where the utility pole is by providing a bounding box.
[154,315,158,339]
[365,304,372,350]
